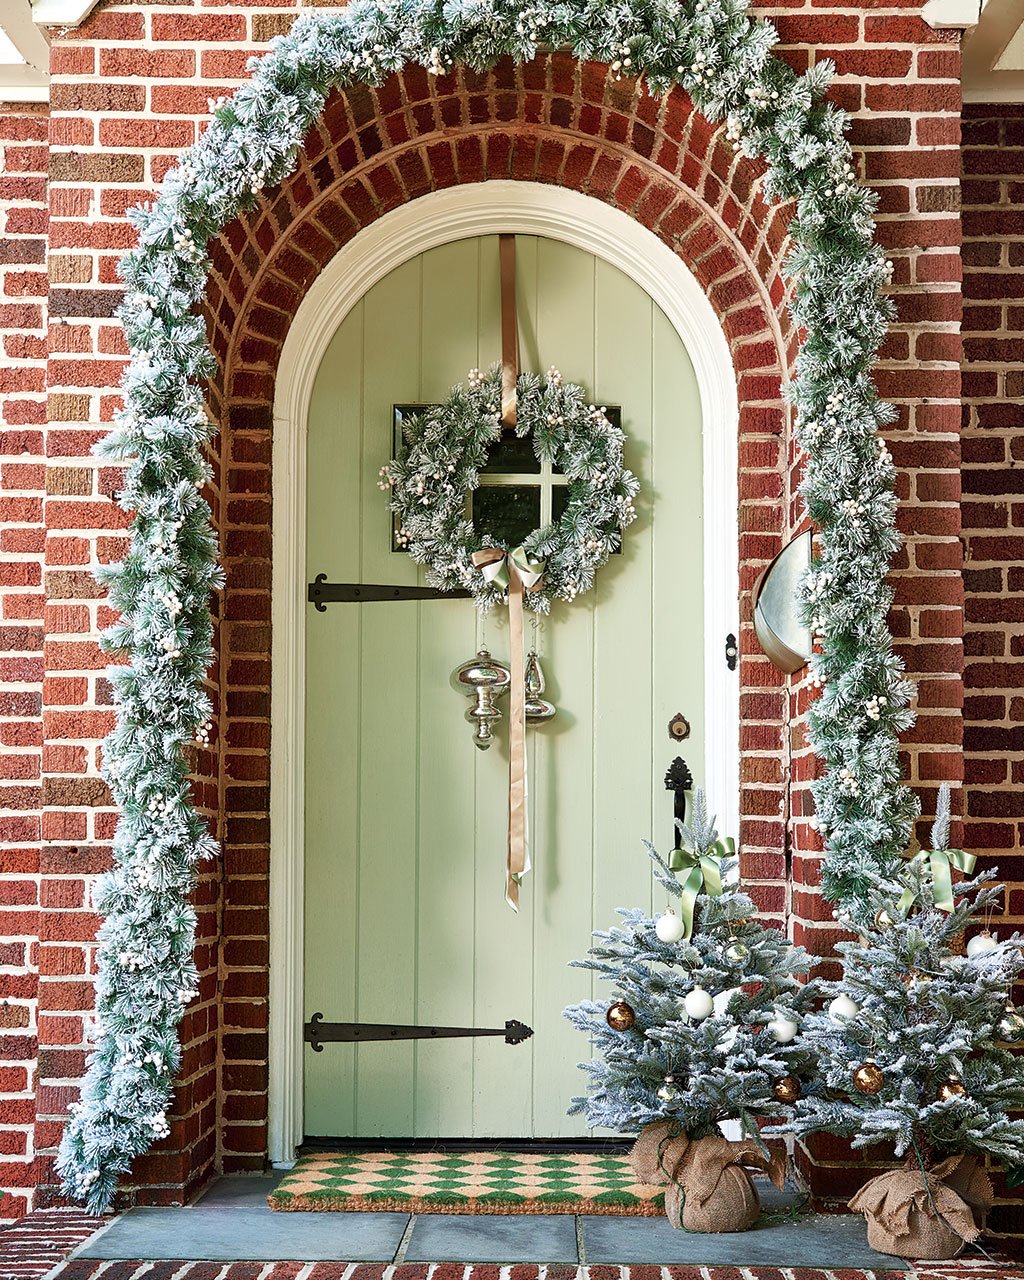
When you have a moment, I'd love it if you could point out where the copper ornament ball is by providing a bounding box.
[937,1076,968,1102]
[772,1075,801,1103]
[606,999,636,1032]
[852,1060,885,1095]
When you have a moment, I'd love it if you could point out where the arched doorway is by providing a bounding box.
[269,181,740,1161]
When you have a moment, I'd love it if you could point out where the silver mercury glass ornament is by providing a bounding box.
[451,648,511,749]
[524,649,556,722]
[656,1073,681,1103]
[998,1005,1024,1043]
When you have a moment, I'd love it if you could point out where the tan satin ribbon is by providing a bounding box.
[471,545,544,909]
[499,233,517,430]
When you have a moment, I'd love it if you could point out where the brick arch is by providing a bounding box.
[200,55,799,1172]
[206,55,795,400]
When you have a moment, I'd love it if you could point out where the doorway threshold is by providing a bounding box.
[300,1136,634,1155]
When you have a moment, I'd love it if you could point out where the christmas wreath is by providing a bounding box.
[381,365,639,610]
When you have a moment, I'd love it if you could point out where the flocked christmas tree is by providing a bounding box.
[564,791,818,1143]
[780,785,1024,1182]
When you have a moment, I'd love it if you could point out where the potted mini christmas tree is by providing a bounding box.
[564,791,818,1231]
[780,785,1024,1259]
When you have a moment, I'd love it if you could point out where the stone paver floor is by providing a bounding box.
[0,1179,1019,1280]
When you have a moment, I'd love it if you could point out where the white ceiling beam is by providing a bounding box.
[3,0,49,75]
[0,0,48,103]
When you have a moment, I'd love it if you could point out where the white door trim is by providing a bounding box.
[269,180,741,1162]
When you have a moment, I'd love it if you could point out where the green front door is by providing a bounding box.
[303,234,704,1139]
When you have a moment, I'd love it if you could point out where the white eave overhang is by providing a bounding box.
[0,2,49,103]
[29,0,104,26]
[961,0,1024,103]
[923,0,1024,102]
[0,0,99,102]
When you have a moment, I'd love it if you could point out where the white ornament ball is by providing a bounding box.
[768,1015,799,1044]
[655,908,686,944]
[828,993,861,1023]
[966,931,998,958]
[684,984,714,1021]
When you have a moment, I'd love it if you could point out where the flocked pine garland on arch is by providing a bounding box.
[58,0,920,1212]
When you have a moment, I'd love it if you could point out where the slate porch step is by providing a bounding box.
[67,1176,908,1269]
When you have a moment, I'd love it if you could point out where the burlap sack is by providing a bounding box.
[665,1156,760,1232]
[632,1126,787,1232]
[848,1154,993,1260]
[628,1120,689,1185]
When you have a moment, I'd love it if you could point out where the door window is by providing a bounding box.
[392,406,620,550]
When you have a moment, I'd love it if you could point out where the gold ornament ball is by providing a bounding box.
[772,1075,801,1103]
[606,999,636,1032]
[852,1060,885,1095]
[874,908,894,929]
[937,1077,968,1102]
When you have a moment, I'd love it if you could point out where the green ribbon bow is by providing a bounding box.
[667,838,729,938]
[473,544,545,594]
[897,846,977,917]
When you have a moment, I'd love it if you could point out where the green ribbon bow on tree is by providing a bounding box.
[668,838,729,938]
[897,846,977,917]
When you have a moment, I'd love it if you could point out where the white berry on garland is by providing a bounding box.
[382,366,639,612]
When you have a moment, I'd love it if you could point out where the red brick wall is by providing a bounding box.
[0,101,49,1219]
[960,102,1024,1241]
[776,7,967,1212]
[0,0,979,1220]
[784,9,965,975]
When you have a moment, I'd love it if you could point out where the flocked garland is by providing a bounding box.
[58,0,917,1211]
[382,366,639,609]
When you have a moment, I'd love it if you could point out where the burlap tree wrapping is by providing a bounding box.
[848,1154,992,1260]
[630,1123,787,1232]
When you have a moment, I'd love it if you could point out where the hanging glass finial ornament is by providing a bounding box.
[524,646,556,723]
[451,648,511,749]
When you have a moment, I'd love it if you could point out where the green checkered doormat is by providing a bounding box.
[268,1149,665,1215]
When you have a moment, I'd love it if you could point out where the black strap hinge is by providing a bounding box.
[304,1013,533,1051]
[308,574,472,611]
